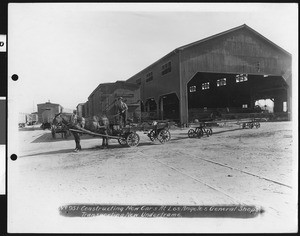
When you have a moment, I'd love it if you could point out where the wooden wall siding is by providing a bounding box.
[178,28,291,124]
[180,28,291,85]
[37,104,62,123]
[87,83,140,118]
[127,52,181,104]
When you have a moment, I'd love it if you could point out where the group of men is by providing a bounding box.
[70,97,128,152]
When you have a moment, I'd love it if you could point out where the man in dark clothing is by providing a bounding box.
[117,97,128,127]
[70,110,81,152]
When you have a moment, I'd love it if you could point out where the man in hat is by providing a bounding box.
[70,109,81,152]
[117,97,128,127]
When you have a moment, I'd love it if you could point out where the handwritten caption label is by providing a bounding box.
[59,205,263,218]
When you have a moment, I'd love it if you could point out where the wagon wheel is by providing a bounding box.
[196,129,204,138]
[118,137,127,146]
[165,129,171,141]
[126,132,140,147]
[157,129,171,144]
[188,129,195,138]
[148,129,156,141]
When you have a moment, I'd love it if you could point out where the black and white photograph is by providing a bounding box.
[7,3,298,233]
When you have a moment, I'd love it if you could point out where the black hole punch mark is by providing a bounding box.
[11,74,19,81]
[10,154,17,161]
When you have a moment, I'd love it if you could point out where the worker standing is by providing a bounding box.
[71,110,78,125]
[70,109,81,152]
[117,97,128,128]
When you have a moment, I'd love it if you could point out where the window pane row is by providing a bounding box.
[189,75,251,92]
[162,61,172,75]
[217,78,226,87]
[146,72,153,82]
[236,74,248,83]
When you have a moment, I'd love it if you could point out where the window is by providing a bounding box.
[146,72,153,82]
[161,61,172,75]
[217,78,226,87]
[189,86,196,93]
[136,78,141,85]
[202,82,210,90]
[236,74,248,83]
[242,104,248,108]
[283,102,287,112]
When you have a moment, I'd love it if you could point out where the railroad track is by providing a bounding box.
[137,150,247,204]
[174,150,292,189]
[136,147,292,218]
[137,144,292,189]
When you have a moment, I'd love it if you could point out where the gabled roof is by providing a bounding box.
[127,24,291,81]
[37,102,60,106]
[177,24,291,56]
[88,81,139,98]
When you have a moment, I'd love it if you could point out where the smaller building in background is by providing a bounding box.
[76,103,85,117]
[86,81,141,123]
[27,113,38,125]
[18,112,39,127]
[37,101,63,124]
[83,101,89,118]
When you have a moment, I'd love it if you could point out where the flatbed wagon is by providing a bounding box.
[238,119,261,129]
[69,124,140,147]
[69,120,172,147]
[134,120,171,144]
[188,122,213,138]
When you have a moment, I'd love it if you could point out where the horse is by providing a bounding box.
[52,113,110,152]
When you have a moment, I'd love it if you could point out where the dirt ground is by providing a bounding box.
[8,121,297,233]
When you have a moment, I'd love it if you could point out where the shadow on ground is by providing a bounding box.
[31,133,99,143]
[172,128,242,140]
[21,142,155,157]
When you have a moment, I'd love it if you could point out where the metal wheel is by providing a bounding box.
[157,129,171,144]
[204,129,211,137]
[188,129,195,138]
[196,129,204,138]
[118,137,127,146]
[165,129,171,141]
[148,129,156,141]
[207,128,213,136]
[126,132,140,147]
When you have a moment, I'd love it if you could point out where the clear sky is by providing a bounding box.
[8,3,298,113]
